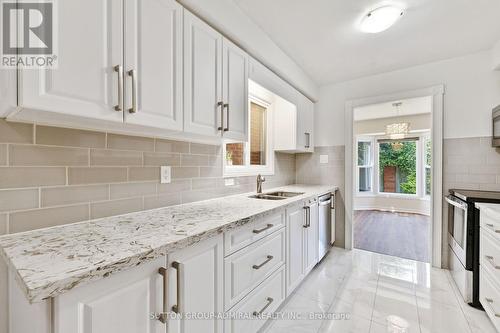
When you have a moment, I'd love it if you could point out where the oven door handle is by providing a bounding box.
[445,195,468,210]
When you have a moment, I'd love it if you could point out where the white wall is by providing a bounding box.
[178,0,319,101]
[493,39,500,70]
[316,50,500,146]
[355,196,430,216]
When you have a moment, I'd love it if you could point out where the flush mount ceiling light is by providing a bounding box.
[360,5,404,33]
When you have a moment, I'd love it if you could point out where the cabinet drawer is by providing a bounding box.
[481,213,500,241]
[224,229,285,311]
[480,267,500,332]
[224,211,285,256]
[225,266,286,333]
[480,230,500,284]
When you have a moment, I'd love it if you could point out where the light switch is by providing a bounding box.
[320,155,329,164]
[160,166,171,184]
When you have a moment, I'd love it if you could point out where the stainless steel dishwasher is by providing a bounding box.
[318,193,333,261]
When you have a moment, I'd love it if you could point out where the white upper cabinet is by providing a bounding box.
[296,92,315,153]
[222,38,249,141]
[18,0,124,123]
[124,0,183,131]
[183,10,223,138]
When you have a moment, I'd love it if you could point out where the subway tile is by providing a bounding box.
[157,179,191,193]
[199,167,222,178]
[155,139,189,153]
[90,149,142,166]
[41,185,109,207]
[455,173,496,184]
[209,155,222,167]
[36,126,106,148]
[181,154,209,167]
[0,167,66,189]
[9,204,89,233]
[0,120,33,143]
[9,145,89,166]
[90,198,143,219]
[0,145,6,165]
[0,214,7,235]
[143,152,180,167]
[144,193,181,210]
[192,178,218,190]
[107,134,154,152]
[190,143,219,155]
[0,189,39,212]
[171,166,199,179]
[181,190,226,204]
[128,167,159,182]
[68,167,127,185]
[110,182,157,199]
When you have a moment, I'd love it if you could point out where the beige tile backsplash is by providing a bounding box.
[0,119,296,235]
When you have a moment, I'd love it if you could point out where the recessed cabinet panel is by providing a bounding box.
[222,38,248,141]
[286,204,306,295]
[183,11,223,138]
[19,0,124,123]
[124,0,183,130]
[296,92,315,153]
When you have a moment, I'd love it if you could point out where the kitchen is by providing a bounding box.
[1,0,500,332]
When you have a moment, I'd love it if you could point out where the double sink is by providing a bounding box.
[249,191,304,200]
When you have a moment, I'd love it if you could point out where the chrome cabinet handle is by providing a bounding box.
[171,261,181,313]
[217,101,224,131]
[114,65,123,112]
[485,223,500,233]
[485,255,500,269]
[305,133,311,149]
[158,267,168,324]
[223,103,229,132]
[485,298,500,317]
[253,224,273,234]
[303,206,310,228]
[252,255,273,270]
[252,297,274,316]
[128,69,138,114]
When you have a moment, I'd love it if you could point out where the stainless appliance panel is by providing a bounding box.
[318,194,332,261]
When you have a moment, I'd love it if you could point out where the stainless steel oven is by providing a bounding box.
[446,194,469,268]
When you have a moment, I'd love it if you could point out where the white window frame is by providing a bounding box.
[356,137,374,195]
[222,95,275,178]
[423,135,432,198]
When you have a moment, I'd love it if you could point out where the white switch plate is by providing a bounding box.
[160,166,171,184]
[225,178,235,186]
[320,155,329,164]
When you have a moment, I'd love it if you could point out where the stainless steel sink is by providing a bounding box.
[249,191,304,200]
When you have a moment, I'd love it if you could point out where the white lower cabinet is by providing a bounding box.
[167,235,224,333]
[54,256,166,333]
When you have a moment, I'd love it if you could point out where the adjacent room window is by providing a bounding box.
[223,96,274,176]
[424,136,432,196]
[378,139,417,195]
[357,139,373,193]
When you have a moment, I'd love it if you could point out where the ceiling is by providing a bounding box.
[233,0,500,85]
[354,96,431,121]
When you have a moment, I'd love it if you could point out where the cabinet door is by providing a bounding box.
[305,201,319,273]
[296,92,314,152]
[124,0,183,130]
[54,257,166,333]
[286,204,306,296]
[183,10,223,138]
[168,235,223,333]
[222,38,248,141]
[19,0,124,123]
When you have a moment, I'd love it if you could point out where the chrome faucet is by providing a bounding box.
[256,174,266,194]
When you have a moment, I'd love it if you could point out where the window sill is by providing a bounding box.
[355,192,430,200]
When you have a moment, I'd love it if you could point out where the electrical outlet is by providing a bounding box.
[320,155,329,164]
[225,178,235,186]
[160,166,171,184]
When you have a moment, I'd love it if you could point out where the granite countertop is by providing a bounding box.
[0,184,337,303]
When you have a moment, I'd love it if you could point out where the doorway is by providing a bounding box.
[344,86,444,267]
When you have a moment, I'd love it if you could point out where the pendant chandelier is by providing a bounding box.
[385,102,409,150]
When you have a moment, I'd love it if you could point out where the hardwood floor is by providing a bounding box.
[353,210,430,263]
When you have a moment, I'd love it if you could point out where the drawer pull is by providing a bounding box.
[253,224,273,234]
[171,261,181,314]
[252,255,274,270]
[253,297,274,316]
[485,255,500,269]
[485,223,500,233]
[158,267,168,324]
[485,298,500,317]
